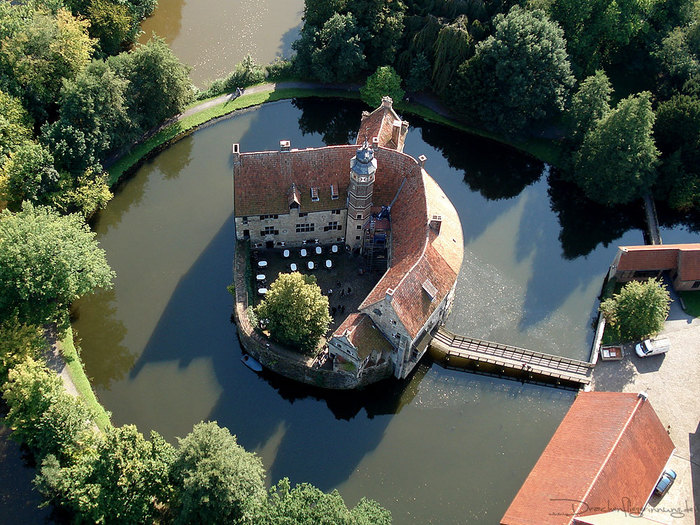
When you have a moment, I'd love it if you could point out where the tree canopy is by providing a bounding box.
[0,203,114,330]
[568,70,613,143]
[255,272,331,354]
[452,6,574,135]
[171,421,266,524]
[573,92,659,205]
[360,66,405,108]
[600,278,671,341]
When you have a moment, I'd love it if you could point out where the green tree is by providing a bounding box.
[405,51,431,92]
[255,272,331,354]
[654,94,700,210]
[0,318,44,383]
[568,70,613,142]
[1,142,60,207]
[2,358,97,461]
[360,66,405,108]
[256,478,391,524]
[600,278,671,341]
[0,90,33,165]
[301,13,366,83]
[87,0,134,56]
[432,15,473,95]
[531,0,661,75]
[108,37,192,132]
[0,7,94,120]
[573,92,659,205]
[171,421,266,524]
[0,203,114,330]
[36,425,175,523]
[453,6,574,136]
[43,59,133,174]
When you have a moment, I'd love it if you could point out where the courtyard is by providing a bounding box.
[248,243,384,333]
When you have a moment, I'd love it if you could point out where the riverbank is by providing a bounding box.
[106,81,564,185]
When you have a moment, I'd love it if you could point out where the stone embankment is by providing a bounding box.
[232,243,392,390]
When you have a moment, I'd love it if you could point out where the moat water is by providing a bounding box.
[138,0,304,88]
[3,100,698,523]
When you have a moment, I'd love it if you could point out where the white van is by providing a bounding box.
[635,338,670,358]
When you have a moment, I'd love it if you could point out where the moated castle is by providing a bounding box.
[232,97,464,385]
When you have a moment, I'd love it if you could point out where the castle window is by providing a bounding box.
[332,209,341,215]
[299,212,308,217]
[241,216,248,224]
[356,214,362,220]
[355,236,360,240]
[261,226,278,236]
[296,223,315,233]
[310,187,319,202]
[330,184,339,200]
[693,281,700,289]
[259,214,278,220]
[357,225,362,230]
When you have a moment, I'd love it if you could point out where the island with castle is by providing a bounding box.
[231,97,464,388]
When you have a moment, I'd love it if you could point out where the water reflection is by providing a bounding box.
[67,99,640,522]
[548,169,647,260]
[70,289,133,389]
[293,98,363,145]
[416,122,544,201]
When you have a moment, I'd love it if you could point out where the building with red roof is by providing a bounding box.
[611,244,700,291]
[232,97,464,381]
[501,392,675,525]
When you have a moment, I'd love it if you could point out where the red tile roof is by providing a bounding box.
[356,97,407,152]
[234,145,353,216]
[501,392,675,525]
[358,168,463,340]
[335,313,394,359]
[234,100,464,346]
[616,244,700,281]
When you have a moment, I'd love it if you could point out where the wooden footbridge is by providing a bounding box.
[430,328,592,389]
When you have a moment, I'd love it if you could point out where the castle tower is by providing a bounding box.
[346,141,377,251]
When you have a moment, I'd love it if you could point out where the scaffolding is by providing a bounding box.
[362,207,391,272]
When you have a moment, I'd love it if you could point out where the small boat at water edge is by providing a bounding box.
[241,354,263,372]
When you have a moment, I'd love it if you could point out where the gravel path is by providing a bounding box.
[592,288,699,524]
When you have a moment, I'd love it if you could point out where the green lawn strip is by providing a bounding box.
[679,291,700,318]
[59,327,112,431]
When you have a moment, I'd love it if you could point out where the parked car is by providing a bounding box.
[654,469,676,497]
[635,337,670,358]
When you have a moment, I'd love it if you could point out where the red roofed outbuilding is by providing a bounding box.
[501,392,675,525]
[611,244,700,291]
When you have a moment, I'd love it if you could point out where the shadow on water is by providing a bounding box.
[127,210,414,490]
[548,169,647,260]
[70,289,134,390]
[293,98,364,145]
[278,21,302,59]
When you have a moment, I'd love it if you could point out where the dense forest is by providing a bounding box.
[293,0,700,216]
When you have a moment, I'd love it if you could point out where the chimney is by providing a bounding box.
[362,110,370,119]
[232,143,241,168]
[372,136,380,148]
[382,96,393,109]
[429,215,442,234]
[280,140,291,152]
[418,154,427,168]
[385,287,394,303]
[392,120,402,146]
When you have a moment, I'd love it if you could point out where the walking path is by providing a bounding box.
[43,327,79,397]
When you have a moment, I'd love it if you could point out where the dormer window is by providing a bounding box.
[310,187,319,202]
[330,184,339,200]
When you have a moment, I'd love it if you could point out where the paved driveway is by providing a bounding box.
[592,289,699,524]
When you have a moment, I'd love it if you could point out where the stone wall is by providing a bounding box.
[232,241,393,390]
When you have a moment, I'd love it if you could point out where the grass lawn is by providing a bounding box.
[679,291,700,318]
[60,327,111,431]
